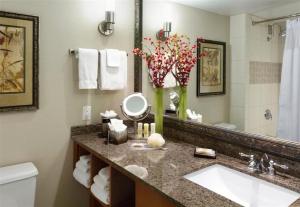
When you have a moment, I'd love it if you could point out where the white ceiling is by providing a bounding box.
[168,0,300,16]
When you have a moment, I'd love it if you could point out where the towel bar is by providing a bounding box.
[69,49,129,56]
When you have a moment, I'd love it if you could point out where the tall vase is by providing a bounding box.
[154,87,164,134]
[178,86,187,121]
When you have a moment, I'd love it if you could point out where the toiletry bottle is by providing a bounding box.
[144,123,149,139]
[150,123,155,135]
[137,122,143,139]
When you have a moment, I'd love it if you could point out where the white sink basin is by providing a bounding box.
[184,164,300,207]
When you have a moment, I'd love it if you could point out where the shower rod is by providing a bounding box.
[252,12,300,25]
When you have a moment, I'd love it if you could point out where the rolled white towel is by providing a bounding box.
[91,183,110,205]
[93,174,109,192]
[73,168,91,188]
[76,161,90,173]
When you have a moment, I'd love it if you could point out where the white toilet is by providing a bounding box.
[0,162,38,207]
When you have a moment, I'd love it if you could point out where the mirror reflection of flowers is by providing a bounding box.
[168,35,206,120]
[169,35,206,86]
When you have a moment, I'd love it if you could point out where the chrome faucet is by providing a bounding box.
[268,160,289,176]
[239,152,288,175]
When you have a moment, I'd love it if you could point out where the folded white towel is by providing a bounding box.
[80,154,91,161]
[91,183,110,205]
[78,48,98,89]
[76,161,90,173]
[73,168,91,188]
[106,49,121,67]
[99,50,127,90]
[79,155,91,166]
[93,174,109,191]
[99,167,110,178]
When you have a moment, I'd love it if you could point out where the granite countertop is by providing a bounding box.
[72,133,300,207]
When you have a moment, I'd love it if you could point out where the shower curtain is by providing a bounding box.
[277,19,300,142]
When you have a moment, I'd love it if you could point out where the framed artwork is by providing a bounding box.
[0,11,39,112]
[197,39,226,96]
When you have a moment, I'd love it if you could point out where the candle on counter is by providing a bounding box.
[143,123,149,138]
[137,122,143,139]
[150,123,155,135]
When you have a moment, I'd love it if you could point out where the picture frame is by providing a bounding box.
[197,39,226,96]
[0,11,39,112]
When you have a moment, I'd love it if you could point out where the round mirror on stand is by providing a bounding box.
[121,93,151,138]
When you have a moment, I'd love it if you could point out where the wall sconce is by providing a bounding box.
[98,0,115,36]
[156,22,172,41]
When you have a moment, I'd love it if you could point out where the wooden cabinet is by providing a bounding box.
[136,181,176,207]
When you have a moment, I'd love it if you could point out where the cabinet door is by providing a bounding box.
[136,181,176,207]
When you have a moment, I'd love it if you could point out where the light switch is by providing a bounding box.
[82,105,92,121]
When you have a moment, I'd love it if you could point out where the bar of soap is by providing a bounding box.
[194,147,216,159]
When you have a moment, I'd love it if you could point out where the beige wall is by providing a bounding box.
[143,1,230,125]
[0,0,134,206]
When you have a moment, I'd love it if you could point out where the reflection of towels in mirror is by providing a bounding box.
[99,49,127,90]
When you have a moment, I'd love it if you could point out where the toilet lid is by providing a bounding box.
[0,162,38,185]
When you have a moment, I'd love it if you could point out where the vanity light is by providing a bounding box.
[98,0,115,36]
[156,22,172,41]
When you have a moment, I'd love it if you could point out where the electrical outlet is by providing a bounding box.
[82,105,92,121]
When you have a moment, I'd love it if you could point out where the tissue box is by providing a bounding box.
[108,129,128,144]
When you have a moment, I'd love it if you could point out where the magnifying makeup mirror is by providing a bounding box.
[121,93,151,137]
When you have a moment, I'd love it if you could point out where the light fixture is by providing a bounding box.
[98,0,115,36]
[156,22,172,41]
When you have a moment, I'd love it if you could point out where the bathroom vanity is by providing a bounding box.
[72,124,300,207]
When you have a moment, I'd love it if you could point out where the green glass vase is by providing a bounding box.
[154,87,164,134]
[178,86,187,121]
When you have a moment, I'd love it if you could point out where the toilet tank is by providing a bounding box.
[0,162,38,207]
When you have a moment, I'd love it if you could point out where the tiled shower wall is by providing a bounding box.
[246,62,281,136]
[230,14,284,137]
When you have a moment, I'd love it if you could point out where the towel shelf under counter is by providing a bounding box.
[73,140,176,207]
[73,142,135,207]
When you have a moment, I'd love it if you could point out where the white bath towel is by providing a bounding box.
[91,183,110,205]
[79,155,91,167]
[99,50,127,90]
[76,161,90,173]
[78,48,98,89]
[106,49,121,67]
[93,174,109,191]
[99,166,110,178]
[73,168,91,188]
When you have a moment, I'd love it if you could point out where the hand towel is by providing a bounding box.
[106,49,121,67]
[91,183,110,205]
[78,48,98,89]
[76,161,90,173]
[73,168,91,188]
[99,50,127,90]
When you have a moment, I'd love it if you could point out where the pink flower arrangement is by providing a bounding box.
[133,37,176,88]
[133,34,206,88]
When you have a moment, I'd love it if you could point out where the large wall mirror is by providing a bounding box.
[135,0,300,146]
